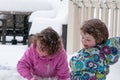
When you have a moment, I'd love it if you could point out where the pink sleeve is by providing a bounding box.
[17,46,33,80]
[56,49,70,80]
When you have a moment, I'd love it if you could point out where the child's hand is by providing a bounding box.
[30,77,38,80]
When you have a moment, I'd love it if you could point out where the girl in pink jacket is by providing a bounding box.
[17,27,70,80]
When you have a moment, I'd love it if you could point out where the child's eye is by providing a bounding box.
[86,39,91,41]
[82,37,84,39]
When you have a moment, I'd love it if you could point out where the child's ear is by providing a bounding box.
[96,40,100,44]
[96,39,103,44]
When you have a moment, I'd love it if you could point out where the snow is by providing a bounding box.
[29,0,68,36]
[0,0,52,12]
[106,61,120,80]
[0,45,27,80]
[0,45,27,67]
[29,18,63,36]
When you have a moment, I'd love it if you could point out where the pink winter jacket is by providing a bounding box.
[17,44,70,80]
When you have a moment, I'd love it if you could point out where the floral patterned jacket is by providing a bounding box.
[70,37,120,80]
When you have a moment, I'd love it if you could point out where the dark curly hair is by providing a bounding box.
[33,27,61,55]
[80,19,109,44]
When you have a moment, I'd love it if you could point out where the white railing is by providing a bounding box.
[67,0,120,54]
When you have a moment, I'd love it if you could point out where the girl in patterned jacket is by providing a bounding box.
[70,19,120,80]
[17,27,70,80]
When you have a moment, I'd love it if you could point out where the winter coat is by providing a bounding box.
[70,37,120,80]
[17,44,70,80]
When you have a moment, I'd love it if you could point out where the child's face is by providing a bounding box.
[81,32,96,49]
[36,40,48,57]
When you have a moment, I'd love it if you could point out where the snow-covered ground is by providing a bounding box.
[0,44,27,80]
[107,61,120,80]
[0,45,120,80]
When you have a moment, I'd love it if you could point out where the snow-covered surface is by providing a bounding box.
[0,0,52,12]
[28,0,68,22]
[106,61,120,80]
[29,0,68,36]
[0,45,27,80]
[0,45,27,67]
[29,19,63,36]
